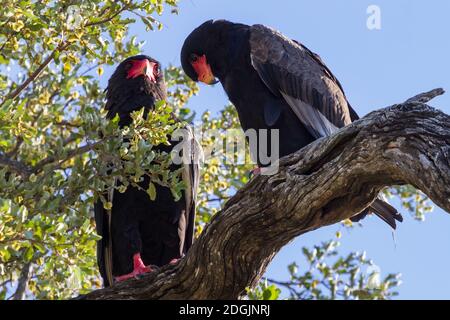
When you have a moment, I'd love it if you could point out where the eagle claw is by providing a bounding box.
[114,253,156,283]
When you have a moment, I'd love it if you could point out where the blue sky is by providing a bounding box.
[110,0,450,299]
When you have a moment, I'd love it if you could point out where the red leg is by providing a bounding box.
[115,253,154,282]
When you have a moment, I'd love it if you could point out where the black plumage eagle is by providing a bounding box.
[95,55,201,286]
[181,20,402,229]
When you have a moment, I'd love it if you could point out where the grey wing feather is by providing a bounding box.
[179,126,203,253]
[249,24,352,138]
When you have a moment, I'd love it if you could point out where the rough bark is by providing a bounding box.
[77,89,449,300]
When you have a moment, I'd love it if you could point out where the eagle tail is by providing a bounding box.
[351,198,403,229]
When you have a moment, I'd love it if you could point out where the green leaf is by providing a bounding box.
[147,182,157,201]
[262,285,280,300]
[33,242,47,253]
[24,246,34,262]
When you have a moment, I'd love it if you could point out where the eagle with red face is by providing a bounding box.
[95,55,201,286]
[181,20,402,229]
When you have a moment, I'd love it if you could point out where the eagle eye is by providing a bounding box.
[153,63,160,76]
[189,53,199,63]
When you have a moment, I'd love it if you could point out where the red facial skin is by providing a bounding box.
[126,59,158,82]
[114,253,154,282]
[191,55,217,84]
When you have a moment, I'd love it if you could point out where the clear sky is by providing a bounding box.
[106,0,450,299]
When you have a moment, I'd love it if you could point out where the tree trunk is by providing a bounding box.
[77,89,449,300]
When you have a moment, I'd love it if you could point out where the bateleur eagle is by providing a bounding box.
[181,20,402,229]
[95,55,201,286]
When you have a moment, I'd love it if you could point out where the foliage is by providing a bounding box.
[246,280,281,300]
[0,0,182,299]
[248,235,401,300]
[384,186,434,221]
[194,105,253,233]
[0,0,434,300]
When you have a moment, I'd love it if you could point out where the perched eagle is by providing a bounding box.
[181,20,402,228]
[95,55,201,287]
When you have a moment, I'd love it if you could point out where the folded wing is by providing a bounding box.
[249,24,353,137]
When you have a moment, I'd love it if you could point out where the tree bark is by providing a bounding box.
[11,263,31,300]
[77,89,449,300]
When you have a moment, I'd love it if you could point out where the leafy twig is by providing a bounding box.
[0,42,69,108]
[84,5,129,27]
[33,139,104,173]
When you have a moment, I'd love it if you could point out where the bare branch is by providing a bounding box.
[54,120,80,128]
[405,88,445,104]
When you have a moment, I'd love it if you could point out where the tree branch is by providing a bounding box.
[0,4,130,108]
[0,154,32,177]
[0,43,69,108]
[77,89,449,300]
[84,5,129,28]
[0,136,104,180]
[33,140,103,173]
[11,262,31,300]
[404,88,445,103]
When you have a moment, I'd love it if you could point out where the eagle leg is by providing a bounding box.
[115,253,155,282]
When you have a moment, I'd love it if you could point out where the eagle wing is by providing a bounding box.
[179,126,203,254]
[249,24,353,138]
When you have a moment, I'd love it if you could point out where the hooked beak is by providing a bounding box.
[127,59,158,83]
[198,68,218,85]
[145,61,158,83]
[191,55,218,85]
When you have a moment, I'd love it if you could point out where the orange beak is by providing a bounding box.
[191,55,217,85]
[127,59,158,83]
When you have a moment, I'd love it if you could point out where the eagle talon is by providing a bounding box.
[114,253,155,283]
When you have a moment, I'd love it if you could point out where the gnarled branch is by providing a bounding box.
[78,89,449,300]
